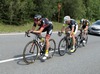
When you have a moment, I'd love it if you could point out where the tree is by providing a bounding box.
[0,0,36,25]
[33,0,58,20]
[82,0,100,20]
[62,0,86,19]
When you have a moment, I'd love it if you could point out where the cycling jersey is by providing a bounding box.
[63,19,78,34]
[81,20,89,29]
[33,18,53,35]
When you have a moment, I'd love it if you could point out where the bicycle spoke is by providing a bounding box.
[58,38,67,56]
[23,41,38,64]
[49,39,56,58]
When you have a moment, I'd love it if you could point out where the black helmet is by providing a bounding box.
[34,14,42,21]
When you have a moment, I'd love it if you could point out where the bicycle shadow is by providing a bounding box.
[13,54,27,65]
[13,48,71,65]
[13,52,59,65]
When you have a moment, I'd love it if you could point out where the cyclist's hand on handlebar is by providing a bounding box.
[25,30,31,37]
[58,31,62,36]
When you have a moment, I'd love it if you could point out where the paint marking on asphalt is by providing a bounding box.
[0,55,35,64]
[0,57,23,64]
[0,50,59,64]
[0,33,24,36]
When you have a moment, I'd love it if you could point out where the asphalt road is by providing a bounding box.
[0,32,100,74]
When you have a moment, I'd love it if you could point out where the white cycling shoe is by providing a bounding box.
[42,54,49,60]
[70,46,75,53]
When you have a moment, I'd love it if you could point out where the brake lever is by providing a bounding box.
[25,31,30,37]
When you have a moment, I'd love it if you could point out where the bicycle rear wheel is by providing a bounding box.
[48,39,56,58]
[58,37,68,56]
[23,40,38,64]
[77,35,81,47]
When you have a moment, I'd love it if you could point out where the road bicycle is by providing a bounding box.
[58,31,78,56]
[23,32,56,64]
[77,30,88,47]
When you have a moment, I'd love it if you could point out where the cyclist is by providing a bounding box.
[80,19,89,34]
[80,19,90,42]
[61,16,78,52]
[28,14,53,60]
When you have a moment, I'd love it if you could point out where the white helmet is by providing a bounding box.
[64,16,71,24]
[80,18,84,23]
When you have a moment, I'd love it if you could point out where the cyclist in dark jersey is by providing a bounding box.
[80,19,89,33]
[61,16,78,52]
[80,19,89,43]
[29,15,53,60]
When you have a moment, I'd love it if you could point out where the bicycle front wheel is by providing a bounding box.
[58,37,68,56]
[48,39,56,58]
[23,40,38,64]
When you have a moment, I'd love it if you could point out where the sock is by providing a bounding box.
[45,49,48,54]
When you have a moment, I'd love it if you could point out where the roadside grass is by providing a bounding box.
[0,20,93,33]
[0,22,62,33]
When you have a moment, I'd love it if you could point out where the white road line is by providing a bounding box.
[0,57,23,64]
[0,54,35,64]
[0,50,58,64]
[0,33,24,36]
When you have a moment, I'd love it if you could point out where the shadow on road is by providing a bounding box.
[13,50,60,65]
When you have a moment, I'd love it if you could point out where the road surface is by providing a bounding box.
[0,32,100,74]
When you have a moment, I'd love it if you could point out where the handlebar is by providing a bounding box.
[25,31,43,39]
[25,31,30,37]
[58,31,70,37]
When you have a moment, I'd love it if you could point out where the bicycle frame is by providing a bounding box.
[25,32,46,54]
[58,31,78,55]
[78,29,88,47]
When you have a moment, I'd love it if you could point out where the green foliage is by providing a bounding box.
[33,0,58,20]
[83,0,100,20]
[62,0,86,19]
[0,0,100,25]
[0,0,36,25]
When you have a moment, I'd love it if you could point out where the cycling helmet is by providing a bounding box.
[80,18,84,23]
[34,14,42,21]
[64,16,71,24]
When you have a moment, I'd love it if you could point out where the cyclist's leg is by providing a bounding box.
[84,30,88,39]
[70,25,78,52]
[42,26,53,60]
[45,34,50,56]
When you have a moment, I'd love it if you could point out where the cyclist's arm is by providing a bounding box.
[32,26,36,30]
[61,24,66,32]
[33,27,44,34]
[33,24,47,33]
[61,26,65,32]
[29,26,36,33]
[29,23,36,32]
[84,23,88,31]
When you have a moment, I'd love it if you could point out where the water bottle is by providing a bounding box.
[39,42,44,47]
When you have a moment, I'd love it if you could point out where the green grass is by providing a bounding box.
[0,20,93,33]
[0,22,62,33]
